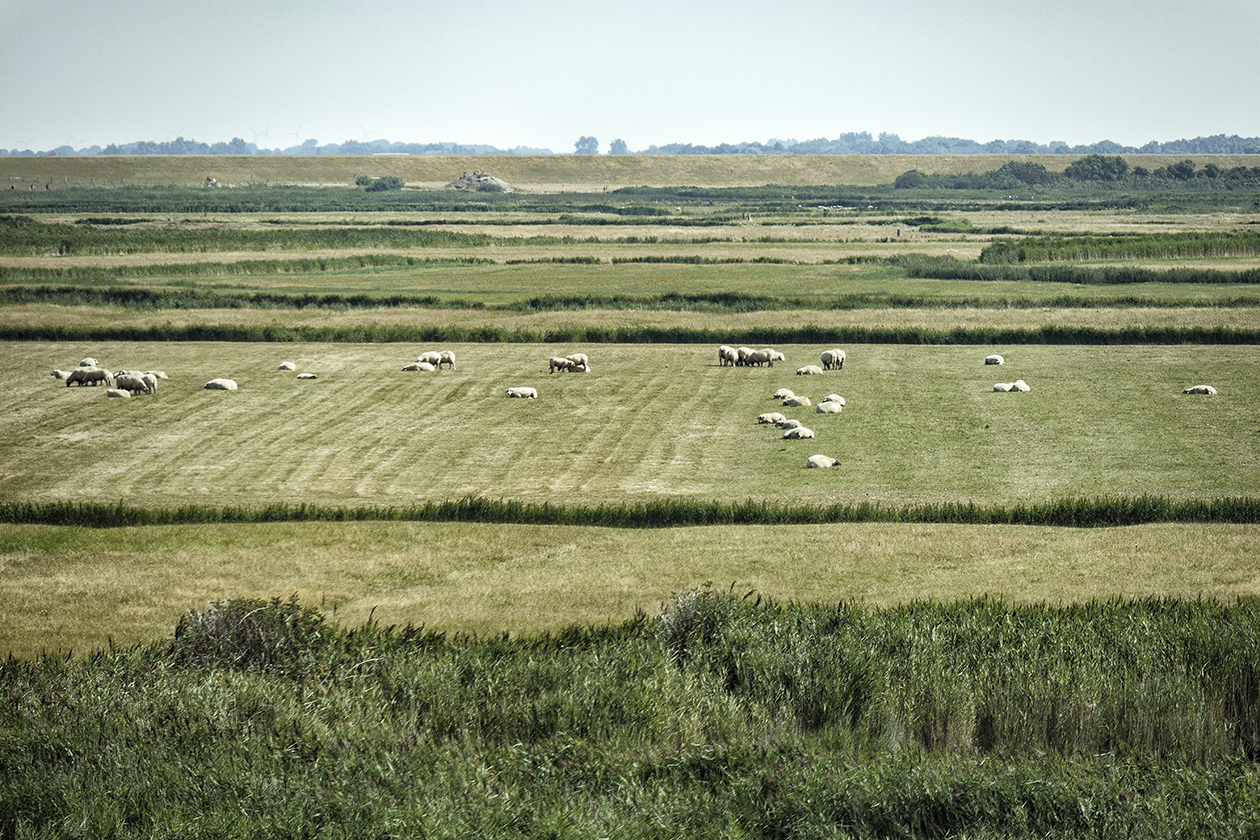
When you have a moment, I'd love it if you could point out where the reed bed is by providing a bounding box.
[2,593,1258,837]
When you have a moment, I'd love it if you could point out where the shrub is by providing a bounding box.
[365,176,405,192]
[167,596,332,671]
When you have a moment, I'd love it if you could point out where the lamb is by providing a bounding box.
[1183,385,1217,395]
[438,350,457,370]
[985,354,1005,366]
[772,388,795,400]
[783,426,815,439]
[549,356,575,374]
[506,387,537,398]
[204,378,238,391]
[805,455,838,469]
[796,365,824,376]
[279,361,297,371]
[815,400,843,414]
[782,395,812,407]
[757,412,786,425]
[821,349,846,370]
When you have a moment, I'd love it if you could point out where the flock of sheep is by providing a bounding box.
[52,357,166,397]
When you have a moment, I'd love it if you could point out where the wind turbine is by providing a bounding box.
[248,121,272,149]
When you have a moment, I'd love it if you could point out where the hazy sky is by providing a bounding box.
[3,0,1258,153]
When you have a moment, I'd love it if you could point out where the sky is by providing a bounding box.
[3,0,1259,154]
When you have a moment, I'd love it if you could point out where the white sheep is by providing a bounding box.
[204,378,238,391]
[805,454,838,469]
[105,388,130,398]
[757,412,787,425]
[815,401,843,414]
[416,351,442,366]
[146,371,169,380]
[796,365,824,376]
[820,349,846,370]
[51,369,72,380]
[984,354,1004,366]
[782,395,812,407]
[297,373,317,380]
[778,418,803,430]
[79,358,99,368]
[718,345,738,367]
[115,373,149,394]
[565,353,588,368]
[506,387,537,398]
[783,426,815,439]
[993,380,1030,392]
[822,395,845,406]
[66,367,111,387]
[1183,385,1217,395]
[736,347,756,366]
[549,356,575,374]
[745,348,774,367]
[773,388,795,400]
[402,362,436,372]
[279,361,297,371]
[438,350,457,370]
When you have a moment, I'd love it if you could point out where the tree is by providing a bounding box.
[574,136,599,155]
[608,138,629,156]
[1063,154,1130,182]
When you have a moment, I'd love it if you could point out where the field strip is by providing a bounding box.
[3,520,1259,657]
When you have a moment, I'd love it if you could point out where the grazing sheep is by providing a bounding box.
[297,373,318,380]
[565,353,588,368]
[782,395,812,407]
[141,373,158,394]
[783,426,815,439]
[773,388,795,400]
[105,388,130,398]
[744,348,775,367]
[549,356,575,374]
[796,365,824,376]
[416,351,442,366]
[805,454,838,469]
[821,349,846,370]
[777,418,803,430]
[757,412,786,425]
[51,369,72,380]
[1183,385,1217,395]
[767,349,786,364]
[506,387,537,398]
[279,361,297,371]
[438,350,457,370]
[718,345,738,367]
[66,367,111,387]
[736,347,756,366]
[115,373,149,394]
[985,354,1005,366]
[816,401,843,414]
[204,378,238,391]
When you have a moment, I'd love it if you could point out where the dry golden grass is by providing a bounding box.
[4,520,1259,657]
[8,154,1260,190]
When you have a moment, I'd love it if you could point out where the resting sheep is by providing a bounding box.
[1183,385,1217,395]
[985,354,1005,366]
[815,400,843,414]
[204,378,238,391]
[297,373,317,380]
[993,380,1030,392]
[279,361,296,371]
[757,412,786,425]
[146,371,168,380]
[783,426,815,439]
[823,395,845,406]
[796,365,824,376]
[402,361,436,372]
[782,395,812,407]
[773,388,795,400]
[777,418,803,430]
[105,388,130,398]
[820,349,846,370]
[438,351,457,370]
[506,387,537,398]
[805,455,838,469]
[79,358,99,368]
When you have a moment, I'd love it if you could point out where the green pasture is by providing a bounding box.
[8,342,1259,510]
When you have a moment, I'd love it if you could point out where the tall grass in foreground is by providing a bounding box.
[3,495,1259,528]
[2,593,1258,837]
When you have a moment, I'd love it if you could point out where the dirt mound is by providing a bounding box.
[444,170,514,193]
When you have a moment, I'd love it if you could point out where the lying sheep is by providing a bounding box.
[204,378,238,391]
[105,388,130,398]
[821,349,846,370]
[51,369,72,380]
[777,418,803,430]
[796,365,824,376]
[1183,385,1217,395]
[783,426,815,439]
[822,395,845,406]
[507,387,537,398]
[79,358,99,368]
[146,371,168,380]
[993,380,1030,392]
[757,412,786,425]
[815,401,843,414]
[297,373,318,380]
[985,354,1005,366]
[805,454,838,469]
[402,361,436,372]
[782,395,812,407]
[279,361,296,371]
[773,388,795,400]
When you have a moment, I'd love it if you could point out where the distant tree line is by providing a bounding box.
[6,132,1260,157]
[894,155,1260,190]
